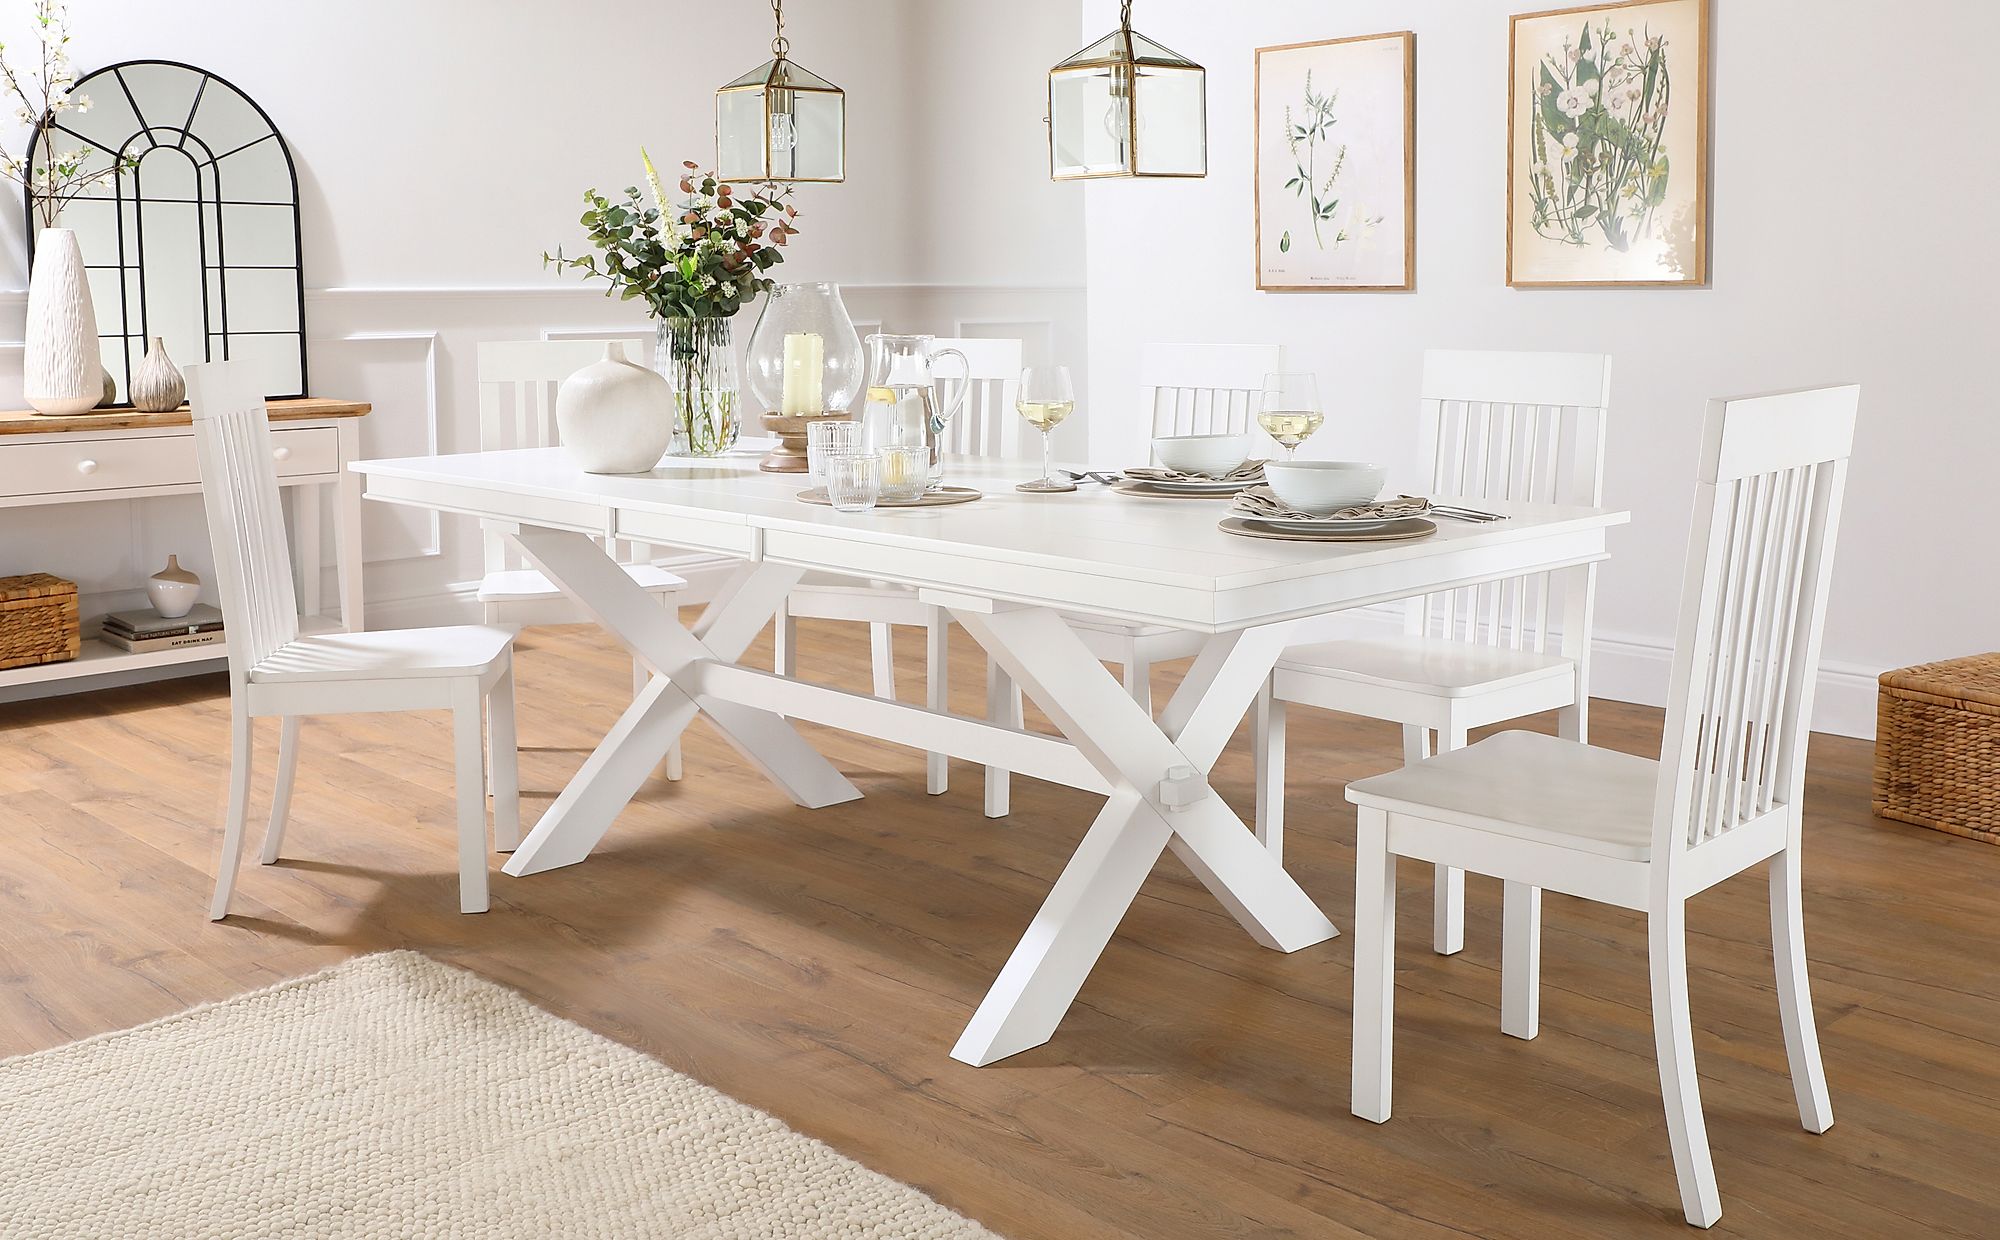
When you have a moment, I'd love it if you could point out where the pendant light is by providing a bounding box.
[716,0,845,183]
[1048,0,1206,180]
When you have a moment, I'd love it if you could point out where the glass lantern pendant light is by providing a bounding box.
[1048,0,1206,180]
[716,0,845,183]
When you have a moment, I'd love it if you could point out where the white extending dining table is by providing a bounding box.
[353,446,1628,1065]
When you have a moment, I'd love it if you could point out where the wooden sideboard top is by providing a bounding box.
[0,397,371,436]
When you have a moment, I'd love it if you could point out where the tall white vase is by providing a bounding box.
[23,228,102,416]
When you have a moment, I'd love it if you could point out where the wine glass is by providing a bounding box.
[1258,372,1325,460]
[1015,366,1077,494]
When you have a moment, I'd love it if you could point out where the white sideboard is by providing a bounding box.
[0,398,369,695]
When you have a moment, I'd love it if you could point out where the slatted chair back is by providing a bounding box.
[1141,343,1282,443]
[934,337,1026,458]
[1655,385,1858,861]
[1409,350,1614,655]
[187,362,300,678]
[477,338,659,575]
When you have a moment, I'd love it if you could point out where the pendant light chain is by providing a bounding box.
[771,0,789,60]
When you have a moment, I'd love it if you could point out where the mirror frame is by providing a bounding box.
[23,59,308,402]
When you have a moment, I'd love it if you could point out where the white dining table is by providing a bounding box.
[353,445,1628,1065]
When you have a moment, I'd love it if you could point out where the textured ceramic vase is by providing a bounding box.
[97,366,116,407]
[131,337,187,412]
[554,340,674,474]
[24,228,103,416]
[146,555,201,619]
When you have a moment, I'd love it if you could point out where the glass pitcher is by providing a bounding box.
[859,334,970,492]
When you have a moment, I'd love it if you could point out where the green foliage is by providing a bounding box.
[1523,18,1675,253]
[543,157,800,322]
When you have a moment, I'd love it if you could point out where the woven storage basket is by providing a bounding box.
[0,573,80,671]
[1874,654,2000,844]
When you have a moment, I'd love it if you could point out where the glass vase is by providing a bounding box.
[655,316,741,457]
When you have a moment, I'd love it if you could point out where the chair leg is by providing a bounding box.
[1771,846,1834,1133]
[774,598,797,677]
[1351,805,1397,1123]
[488,658,521,854]
[925,608,949,795]
[1428,723,1466,956]
[1502,880,1542,1039]
[260,716,301,865]
[1253,677,1286,860]
[1122,656,1152,716]
[870,622,896,700]
[452,682,492,914]
[983,656,1018,819]
[1650,905,1723,1228]
[208,702,256,921]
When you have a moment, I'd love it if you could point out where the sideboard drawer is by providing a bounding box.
[0,435,199,498]
[271,427,339,477]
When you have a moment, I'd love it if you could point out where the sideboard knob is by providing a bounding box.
[76,459,98,475]
[272,446,292,461]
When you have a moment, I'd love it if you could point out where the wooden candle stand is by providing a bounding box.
[760,410,852,473]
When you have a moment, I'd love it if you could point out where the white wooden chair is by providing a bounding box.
[478,340,685,782]
[189,361,521,919]
[776,336,1023,805]
[1346,384,1858,1229]
[1255,350,1611,959]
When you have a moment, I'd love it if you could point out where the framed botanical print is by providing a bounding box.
[1254,31,1415,292]
[1509,0,1709,286]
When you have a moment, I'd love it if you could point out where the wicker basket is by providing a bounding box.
[0,573,81,671]
[1874,653,2000,844]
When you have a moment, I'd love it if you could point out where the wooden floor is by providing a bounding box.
[3,617,1997,1239]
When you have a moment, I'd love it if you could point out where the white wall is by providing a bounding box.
[0,0,1086,655]
[1079,0,1997,737]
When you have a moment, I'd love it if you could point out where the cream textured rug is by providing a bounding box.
[0,952,999,1238]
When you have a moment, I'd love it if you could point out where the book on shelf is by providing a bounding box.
[99,628,226,655]
[100,604,225,640]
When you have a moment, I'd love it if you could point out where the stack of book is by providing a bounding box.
[100,605,226,653]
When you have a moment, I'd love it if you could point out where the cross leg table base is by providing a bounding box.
[501,530,859,877]
[948,604,1338,1066]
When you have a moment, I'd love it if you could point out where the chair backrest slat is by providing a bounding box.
[1139,343,1283,448]
[1654,385,1859,863]
[477,339,650,573]
[1413,351,1613,651]
[188,362,301,677]
[931,337,1025,459]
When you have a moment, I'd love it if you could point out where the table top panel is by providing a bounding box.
[357,446,1629,595]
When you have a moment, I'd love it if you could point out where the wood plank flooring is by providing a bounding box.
[2,618,1997,1238]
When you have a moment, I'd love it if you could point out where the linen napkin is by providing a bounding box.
[1123,460,1268,484]
[1231,485,1431,522]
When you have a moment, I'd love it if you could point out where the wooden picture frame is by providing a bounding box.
[1507,0,1710,287]
[1254,31,1415,292]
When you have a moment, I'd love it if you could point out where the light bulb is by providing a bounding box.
[770,110,798,153]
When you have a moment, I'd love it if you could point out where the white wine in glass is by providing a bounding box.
[1259,372,1324,459]
[1016,366,1077,493]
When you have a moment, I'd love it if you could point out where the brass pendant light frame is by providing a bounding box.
[1047,0,1207,181]
[716,0,846,184]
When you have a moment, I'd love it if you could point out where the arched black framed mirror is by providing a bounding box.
[25,60,307,403]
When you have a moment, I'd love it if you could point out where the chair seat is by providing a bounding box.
[1346,730,1660,861]
[476,564,685,605]
[1277,636,1575,700]
[250,626,514,684]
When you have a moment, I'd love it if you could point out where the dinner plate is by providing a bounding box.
[1110,480,1240,500]
[1239,513,1406,532]
[1121,476,1253,494]
[1218,516,1437,543]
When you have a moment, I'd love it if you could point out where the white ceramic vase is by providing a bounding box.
[131,337,187,412]
[555,340,674,474]
[23,228,102,416]
[146,555,201,619]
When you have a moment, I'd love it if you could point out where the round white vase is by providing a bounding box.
[555,340,674,474]
[147,555,202,619]
[23,228,103,416]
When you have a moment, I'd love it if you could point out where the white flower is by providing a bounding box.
[1560,131,1580,160]
[71,93,89,113]
[1556,79,1598,119]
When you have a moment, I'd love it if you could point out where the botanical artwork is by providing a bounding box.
[1509,0,1709,285]
[1255,31,1414,292]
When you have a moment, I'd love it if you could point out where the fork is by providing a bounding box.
[1428,504,1507,523]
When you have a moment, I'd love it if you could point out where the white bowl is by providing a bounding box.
[1152,432,1253,478]
[1263,461,1389,514]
